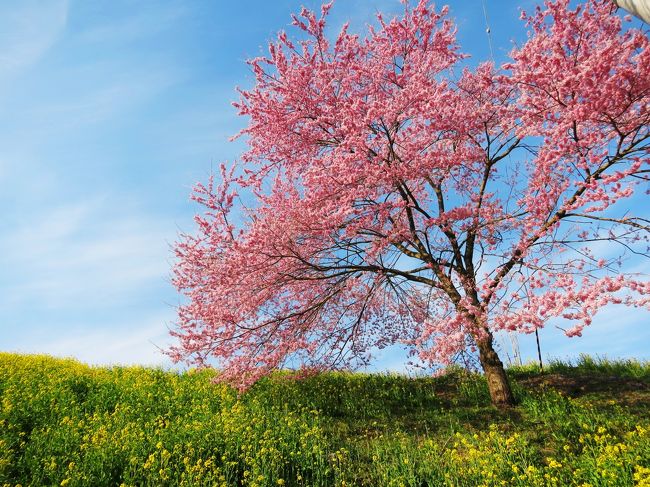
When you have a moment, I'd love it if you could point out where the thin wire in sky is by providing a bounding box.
[481,0,495,62]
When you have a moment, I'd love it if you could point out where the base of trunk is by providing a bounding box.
[477,336,516,407]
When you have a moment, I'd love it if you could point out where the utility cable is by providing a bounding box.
[481,0,495,63]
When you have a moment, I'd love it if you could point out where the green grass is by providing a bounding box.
[1,353,648,486]
[509,354,650,380]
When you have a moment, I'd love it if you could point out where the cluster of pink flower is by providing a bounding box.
[170,0,649,397]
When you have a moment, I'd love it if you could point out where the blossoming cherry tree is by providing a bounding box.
[171,0,649,407]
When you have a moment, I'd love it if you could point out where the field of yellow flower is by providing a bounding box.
[0,353,648,486]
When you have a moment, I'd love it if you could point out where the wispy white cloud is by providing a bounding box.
[0,195,180,366]
[7,312,175,366]
[75,4,186,45]
[0,196,174,310]
[0,2,195,367]
[0,0,68,81]
[9,62,185,138]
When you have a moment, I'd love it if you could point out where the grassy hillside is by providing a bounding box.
[0,353,648,486]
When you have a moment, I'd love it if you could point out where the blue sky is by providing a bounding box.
[1,0,647,371]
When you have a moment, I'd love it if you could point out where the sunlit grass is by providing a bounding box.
[0,352,648,486]
[508,354,650,380]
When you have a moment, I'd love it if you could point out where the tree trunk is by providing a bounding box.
[476,334,516,407]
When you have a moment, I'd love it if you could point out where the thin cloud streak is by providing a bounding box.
[0,0,68,80]
[7,312,175,367]
[0,197,173,311]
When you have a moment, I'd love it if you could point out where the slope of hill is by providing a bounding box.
[0,353,648,486]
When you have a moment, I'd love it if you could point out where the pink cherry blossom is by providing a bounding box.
[170,0,649,406]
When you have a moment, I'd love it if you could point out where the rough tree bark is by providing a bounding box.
[476,333,516,407]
